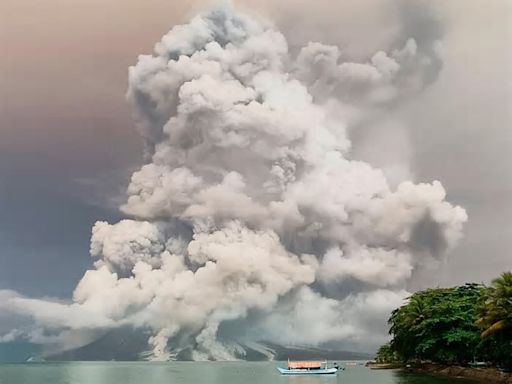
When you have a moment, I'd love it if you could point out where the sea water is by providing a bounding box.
[0,361,479,384]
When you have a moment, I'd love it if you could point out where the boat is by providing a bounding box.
[277,360,341,375]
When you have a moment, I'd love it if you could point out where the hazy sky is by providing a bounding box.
[1,0,511,301]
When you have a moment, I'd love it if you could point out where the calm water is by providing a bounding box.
[0,362,478,384]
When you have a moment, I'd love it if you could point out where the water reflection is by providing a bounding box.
[283,375,342,384]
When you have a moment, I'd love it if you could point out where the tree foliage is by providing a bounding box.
[478,272,512,338]
[375,343,399,363]
[477,272,512,366]
[382,272,512,367]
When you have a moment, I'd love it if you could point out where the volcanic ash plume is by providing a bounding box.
[0,4,467,360]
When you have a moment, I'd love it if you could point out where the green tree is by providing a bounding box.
[389,294,430,362]
[478,272,512,338]
[387,284,485,365]
[375,343,398,363]
[383,273,512,367]
[477,272,512,366]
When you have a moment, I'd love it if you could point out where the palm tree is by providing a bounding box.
[406,296,430,328]
[478,272,512,338]
[388,294,431,361]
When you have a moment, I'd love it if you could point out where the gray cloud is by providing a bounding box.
[0,1,469,360]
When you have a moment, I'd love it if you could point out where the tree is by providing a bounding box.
[478,272,512,338]
[389,294,430,362]
[383,273,512,368]
[477,272,512,367]
[387,284,485,365]
[375,343,398,363]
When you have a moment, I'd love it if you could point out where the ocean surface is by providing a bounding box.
[0,361,478,384]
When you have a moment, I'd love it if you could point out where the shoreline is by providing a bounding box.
[366,362,402,370]
[408,363,512,383]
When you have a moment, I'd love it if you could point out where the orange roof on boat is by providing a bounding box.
[288,361,322,369]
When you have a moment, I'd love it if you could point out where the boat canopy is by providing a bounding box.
[288,361,323,369]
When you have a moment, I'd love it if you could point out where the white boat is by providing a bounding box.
[277,360,341,375]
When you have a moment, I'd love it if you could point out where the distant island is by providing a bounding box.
[0,334,372,363]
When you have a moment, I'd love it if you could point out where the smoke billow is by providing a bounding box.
[0,2,467,360]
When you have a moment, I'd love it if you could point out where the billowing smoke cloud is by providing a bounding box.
[0,2,467,360]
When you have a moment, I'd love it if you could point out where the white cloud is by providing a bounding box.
[1,1,467,360]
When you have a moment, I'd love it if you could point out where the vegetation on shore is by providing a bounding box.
[376,272,512,367]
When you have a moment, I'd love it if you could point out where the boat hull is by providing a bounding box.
[277,367,338,375]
